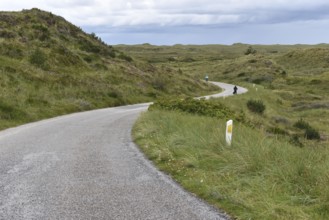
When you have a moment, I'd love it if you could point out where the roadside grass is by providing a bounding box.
[133,109,329,219]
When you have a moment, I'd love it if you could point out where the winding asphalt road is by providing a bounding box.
[0,82,247,220]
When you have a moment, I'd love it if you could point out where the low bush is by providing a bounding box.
[305,127,321,140]
[289,134,304,147]
[29,48,48,69]
[118,53,133,62]
[245,46,257,55]
[149,98,245,122]
[247,99,266,114]
[294,118,311,130]
[267,126,288,135]
[294,118,320,140]
[79,38,101,53]
[237,72,246,77]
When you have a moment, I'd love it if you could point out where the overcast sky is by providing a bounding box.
[1,0,329,45]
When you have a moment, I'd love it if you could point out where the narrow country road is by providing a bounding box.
[0,82,247,220]
[201,82,248,99]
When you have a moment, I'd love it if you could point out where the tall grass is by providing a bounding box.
[133,110,329,219]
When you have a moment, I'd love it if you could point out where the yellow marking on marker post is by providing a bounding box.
[226,120,233,146]
[227,125,232,133]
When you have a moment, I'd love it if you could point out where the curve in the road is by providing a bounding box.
[0,82,247,220]
[200,81,248,99]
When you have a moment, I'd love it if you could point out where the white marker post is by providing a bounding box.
[226,120,233,146]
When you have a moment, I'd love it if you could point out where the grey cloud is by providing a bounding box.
[47,0,95,8]
[1,0,329,45]
[2,0,329,26]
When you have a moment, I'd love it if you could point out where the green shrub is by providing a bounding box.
[237,72,246,77]
[29,48,47,68]
[268,126,288,135]
[251,78,264,84]
[294,118,311,130]
[304,127,320,140]
[103,47,116,58]
[79,38,101,53]
[149,98,245,122]
[83,56,93,63]
[245,46,257,55]
[247,99,265,114]
[293,118,320,140]
[289,134,304,147]
[118,53,133,62]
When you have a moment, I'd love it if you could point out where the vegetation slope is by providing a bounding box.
[126,44,329,219]
[118,43,329,146]
[0,8,218,130]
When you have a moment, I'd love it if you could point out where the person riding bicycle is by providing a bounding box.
[233,85,238,94]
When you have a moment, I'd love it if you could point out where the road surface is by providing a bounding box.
[200,82,248,99]
[0,82,247,220]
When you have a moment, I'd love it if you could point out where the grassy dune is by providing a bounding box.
[0,9,219,130]
[2,8,329,219]
[120,44,329,145]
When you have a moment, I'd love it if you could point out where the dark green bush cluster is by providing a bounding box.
[118,53,133,62]
[247,99,266,114]
[267,126,288,135]
[289,134,304,147]
[149,98,245,122]
[245,46,257,55]
[29,48,47,68]
[294,118,310,130]
[294,118,320,140]
[305,127,321,140]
